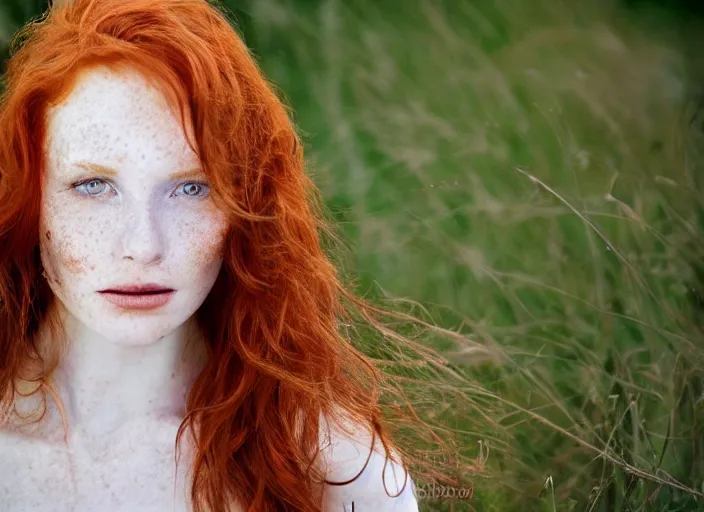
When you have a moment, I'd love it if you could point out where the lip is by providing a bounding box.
[99,283,174,294]
[98,284,175,311]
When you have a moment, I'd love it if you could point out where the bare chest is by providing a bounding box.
[0,417,196,512]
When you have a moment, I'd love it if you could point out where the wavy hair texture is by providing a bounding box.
[0,0,483,510]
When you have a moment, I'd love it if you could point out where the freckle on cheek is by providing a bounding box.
[49,234,86,275]
[64,255,85,274]
[197,231,226,264]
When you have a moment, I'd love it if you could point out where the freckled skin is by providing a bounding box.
[39,65,228,347]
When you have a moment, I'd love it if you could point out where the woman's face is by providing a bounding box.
[39,65,228,346]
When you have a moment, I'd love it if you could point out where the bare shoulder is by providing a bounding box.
[316,410,419,512]
[0,416,77,512]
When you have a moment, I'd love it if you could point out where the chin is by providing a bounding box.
[74,309,186,348]
[100,327,182,347]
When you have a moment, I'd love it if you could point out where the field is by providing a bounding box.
[3,0,704,510]
[244,1,704,510]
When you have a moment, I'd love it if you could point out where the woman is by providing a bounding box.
[0,0,473,510]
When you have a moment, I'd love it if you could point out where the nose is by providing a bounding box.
[119,204,165,265]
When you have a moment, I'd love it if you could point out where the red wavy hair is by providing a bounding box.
[0,0,480,510]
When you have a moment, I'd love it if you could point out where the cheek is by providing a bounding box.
[39,228,85,285]
[39,199,105,280]
[175,210,228,273]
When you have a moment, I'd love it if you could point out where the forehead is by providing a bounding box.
[45,65,197,168]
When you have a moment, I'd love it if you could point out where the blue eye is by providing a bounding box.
[74,178,112,197]
[71,178,210,199]
[175,182,210,198]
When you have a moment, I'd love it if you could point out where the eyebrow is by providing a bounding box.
[73,161,205,181]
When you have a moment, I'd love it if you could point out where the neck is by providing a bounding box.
[43,304,206,442]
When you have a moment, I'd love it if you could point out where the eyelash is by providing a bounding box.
[71,178,210,199]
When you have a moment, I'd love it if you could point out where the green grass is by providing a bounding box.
[248,0,704,510]
[3,0,704,510]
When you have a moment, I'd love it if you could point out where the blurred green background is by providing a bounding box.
[3,0,704,510]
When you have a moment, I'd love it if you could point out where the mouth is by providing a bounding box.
[98,284,175,310]
[99,283,174,294]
